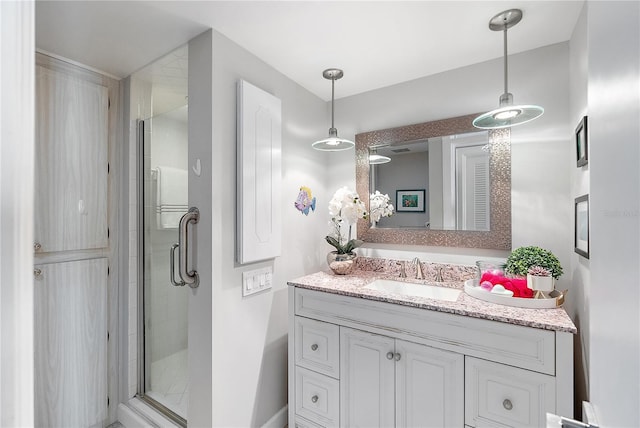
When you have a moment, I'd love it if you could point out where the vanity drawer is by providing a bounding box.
[295,316,340,378]
[465,357,556,428]
[295,366,339,427]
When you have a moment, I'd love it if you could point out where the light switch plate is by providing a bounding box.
[242,266,273,297]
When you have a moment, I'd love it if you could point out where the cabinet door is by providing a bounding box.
[340,327,395,427]
[35,65,109,252]
[34,258,108,427]
[395,340,464,427]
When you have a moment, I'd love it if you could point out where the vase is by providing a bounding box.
[327,251,357,275]
[527,274,555,299]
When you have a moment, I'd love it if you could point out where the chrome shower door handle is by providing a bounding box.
[178,207,200,288]
[170,243,185,287]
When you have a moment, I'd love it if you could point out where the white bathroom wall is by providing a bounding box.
[0,2,35,426]
[335,43,573,270]
[186,30,213,426]
[586,2,640,426]
[207,30,330,426]
[568,4,589,418]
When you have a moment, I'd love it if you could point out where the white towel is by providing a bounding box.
[155,166,188,229]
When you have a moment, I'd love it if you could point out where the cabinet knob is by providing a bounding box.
[34,242,42,252]
[311,395,318,403]
[311,344,318,351]
[34,268,43,279]
[386,352,394,360]
[394,353,401,361]
[503,399,513,411]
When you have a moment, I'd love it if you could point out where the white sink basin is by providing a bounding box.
[364,279,461,302]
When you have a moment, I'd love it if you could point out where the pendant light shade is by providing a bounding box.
[312,68,355,151]
[473,9,544,129]
[369,148,391,164]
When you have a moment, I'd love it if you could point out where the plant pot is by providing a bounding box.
[327,251,357,275]
[527,274,555,299]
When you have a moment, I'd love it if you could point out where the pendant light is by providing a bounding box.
[369,147,391,164]
[312,68,355,151]
[473,9,544,129]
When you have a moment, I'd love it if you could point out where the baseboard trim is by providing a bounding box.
[261,405,288,428]
[117,398,181,428]
[118,400,287,428]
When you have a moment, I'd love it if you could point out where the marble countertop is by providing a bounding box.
[288,270,577,334]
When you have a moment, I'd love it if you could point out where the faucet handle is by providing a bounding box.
[435,266,444,282]
[396,261,407,278]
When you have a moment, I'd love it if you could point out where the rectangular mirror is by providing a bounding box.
[356,113,511,250]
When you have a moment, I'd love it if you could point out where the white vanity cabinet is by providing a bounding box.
[288,285,574,428]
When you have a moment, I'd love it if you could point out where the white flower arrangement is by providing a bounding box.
[369,190,394,223]
[326,187,368,254]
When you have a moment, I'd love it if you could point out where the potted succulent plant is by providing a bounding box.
[505,246,563,298]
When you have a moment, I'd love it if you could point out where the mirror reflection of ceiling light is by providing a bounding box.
[312,68,355,151]
[473,9,544,129]
[369,148,391,164]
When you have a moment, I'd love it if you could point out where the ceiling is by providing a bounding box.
[35,1,584,101]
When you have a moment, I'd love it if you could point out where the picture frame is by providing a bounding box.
[574,194,589,258]
[396,189,425,213]
[575,116,588,167]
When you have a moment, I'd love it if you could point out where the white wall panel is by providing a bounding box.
[35,65,109,253]
[34,258,108,428]
[237,79,282,264]
[34,52,120,425]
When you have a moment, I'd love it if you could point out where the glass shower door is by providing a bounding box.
[140,104,189,423]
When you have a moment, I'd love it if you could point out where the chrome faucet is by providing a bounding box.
[435,266,444,282]
[412,257,426,280]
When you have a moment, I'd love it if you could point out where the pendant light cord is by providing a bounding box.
[503,27,509,95]
[331,77,335,129]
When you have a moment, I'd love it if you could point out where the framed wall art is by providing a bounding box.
[396,189,425,213]
[575,116,588,167]
[575,194,589,258]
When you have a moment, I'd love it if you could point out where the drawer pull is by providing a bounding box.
[503,399,513,411]
[311,395,319,403]
[394,353,401,361]
[311,344,318,351]
[386,352,394,360]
